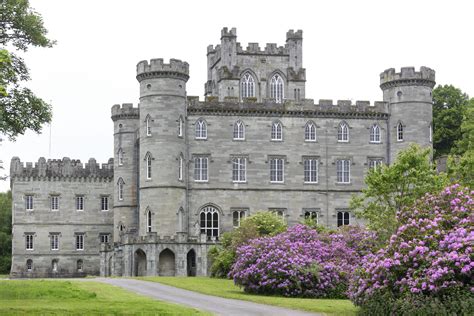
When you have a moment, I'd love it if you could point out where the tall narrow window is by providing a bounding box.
[77,260,83,272]
[146,209,152,233]
[118,148,124,166]
[118,178,124,201]
[429,123,432,143]
[304,158,318,183]
[52,259,58,272]
[369,159,383,172]
[305,122,316,141]
[26,259,33,272]
[336,159,350,183]
[233,120,245,140]
[195,119,207,139]
[232,210,247,228]
[271,121,283,141]
[199,205,219,239]
[232,157,246,182]
[145,152,152,180]
[337,211,350,227]
[370,124,381,143]
[75,234,84,250]
[25,195,34,211]
[101,196,109,211]
[338,122,349,142]
[270,74,284,103]
[50,234,59,250]
[76,196,84,211]
[146,115,152,136]
[397,122,404,141]
[270,158,284,183]
[178,116,183,137]
[194,157,208,182]
[50,195,59,211]
[241,73,255,99]
[178,154,184,181]
[25,234,34,250]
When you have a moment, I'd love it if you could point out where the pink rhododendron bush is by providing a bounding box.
[349,184,474,315]
[229,224,377,298]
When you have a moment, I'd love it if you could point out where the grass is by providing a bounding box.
[138,277,358,315]
[0,274,9,279]
[0,280,208,315]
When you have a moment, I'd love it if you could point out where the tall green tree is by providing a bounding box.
[0,191,12,273]
[432,85,470,158]
[0,0,55,140]
[351,144,448,244]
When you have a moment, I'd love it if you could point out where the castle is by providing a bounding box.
[9,27,435,277]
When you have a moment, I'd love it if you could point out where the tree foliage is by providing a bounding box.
[0,191,12,273]
[0,0,55,140]
[351,144,448,244]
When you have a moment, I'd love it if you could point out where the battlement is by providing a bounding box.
[235,42,287,55]
[111,103,139,121]
[136,58,189,82]
[221,27,237,38]
[380,66,435,88]
[286,29,303,40]
[10,157,114,179]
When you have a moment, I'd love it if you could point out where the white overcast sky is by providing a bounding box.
[1,0,473,192]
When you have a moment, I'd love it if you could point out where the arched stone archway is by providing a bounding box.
[187,249,196,276]
[134,249,147,276]
[158,249,175,276]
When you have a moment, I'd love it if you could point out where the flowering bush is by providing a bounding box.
[349,184,474,314]
[229,224,376,298]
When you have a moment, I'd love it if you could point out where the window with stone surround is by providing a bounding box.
[75,233,84,250]
[369,158,383,172]
[270,74,284,103]
[50,233,59,251]
[370,124,381,143]
[101,196,109,211]
[77,259,83,272]
[233,120,245,140]
[76,195,84,211]
[271,121,283,141]
[232,209,247,228]
[178,116,183,137]
[336,159,350,183]
[232,157,246,182]
[337,211,350,227]
[145,152,152,180]
[99,233,110,243]
[338,122,349,142]
[270,157,284,183]
[50,195,59,211]
[25,195,34,211]
[146,209,152,233]
[118,148,124,166]
[305,121,316,141]
[178,154,184,181]
[241,72,255,99]
[26,259,33,271]
[195,119,207,139]
[25,234,34,250]
[194,156,208,182]
[397,122,404,141]
[118,178,124,201]
[146,114,152,136]
[200,205,219,239]
[304,157,318,183]
[304,209,319,224]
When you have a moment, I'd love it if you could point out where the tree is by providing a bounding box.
[350,144,448,244]
[0,191,12,273]
[0,0,55,140]
[432,85,470,158]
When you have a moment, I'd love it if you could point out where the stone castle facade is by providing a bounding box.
[9,27,435,277]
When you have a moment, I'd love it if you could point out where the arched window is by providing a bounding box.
[233,120,245,140]
[337,211,350,227]
[117,178,124,201]
[26,259,33,272]
[370,124,381,143]
[271,121,283,141]
[145,152,152,180]
[77,259,83,272]
[338,122,349,142]
[305,122,316,141]
[195,119,207,139]
[241,72,255,99]
[118,148,124,166]
[200,205,219,239]
[145,115,152,136]
[397,122,404,141]
[178,154,184,181]
[178,116,183,137]
[146,209,152,233]
[270,74,284,103]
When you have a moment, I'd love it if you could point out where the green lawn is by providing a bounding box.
[0,274,9,279]
[0,280,207,315]
[138,277,358,316]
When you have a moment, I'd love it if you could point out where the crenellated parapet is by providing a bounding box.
[236,42,287,55]
[111,103,139,121]
[10,157,114,180]
[136,58,189,82]
[286,29,303,40]
[380,66,436,89]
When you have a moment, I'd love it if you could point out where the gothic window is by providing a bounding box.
[146,115,152,136]
[178,154,184,181]
[195,119,207,139]
[25,195,34,211]
[117,178,125,201]
[77,260,83,272]
[305,121,316,141]
[337,211,350,227]
[145,152,152,180]
[369,158,383,172]
[50,234,59,251]
[101,196,109,211]
[178,116,183,137]
[336,159,350,183]
[271,121,283,141]
[270,74,284,103]
[304,158,318,183]
[25,234,34,250]
[370,124,381,143]
[233,120,245,140]
[270,158,284,183]
[146,209,152,233]
[75,234,84,250]
[118,148,124,166]
[194,156,208,182]
[200,205,219,239]
[397,122,404,141]
[50,195,59,211]
[232,157,246,182]
[232,210,247,228]
[338,122,349,142]
[76,195,84,211]
[26,259,33,272]
[241,72,255,99]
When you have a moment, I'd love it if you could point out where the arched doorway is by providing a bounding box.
[158,249,175,276]
[187,249,196,276]
[134,249,147,276]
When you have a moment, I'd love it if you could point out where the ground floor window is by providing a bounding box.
[337,211,350,227]
[26,259,33,271]
[200,206,219,239]
[232,210,247,227]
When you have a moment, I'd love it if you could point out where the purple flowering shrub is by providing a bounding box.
[229,224,376,298]
[349,184,474,314]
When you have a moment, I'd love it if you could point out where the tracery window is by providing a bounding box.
[241,73,255,99]
[200,206,219,239]
[370,124,381,143]
[233,120,245,140]
[270,74,284,103]
[338,122,349,142]
[195,119,207,139]
[305,122,316,141]
[271,121,283,141]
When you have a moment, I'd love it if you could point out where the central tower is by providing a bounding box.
[136,59,189,237]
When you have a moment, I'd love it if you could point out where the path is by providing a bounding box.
[94,278,321,316]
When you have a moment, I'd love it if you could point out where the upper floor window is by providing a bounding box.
[241,72,255,99]
[145,152,152,180]
[75,233,84,251]
[50,234,59,251]
[233,120,245,140]
[305,122,316,142]
[270,74,284,103]
[232,210,247,228]
[232,157,246,183]
[271,121,283,141]
[337,211,350,227]
[99,233,110,243]
[25,234,34,250]
[200,205,219,239]
[146,209,152,233]
[270,158,284,183]
[25,195,34,211]
[195,119,207,139]
[304,158,318,183]
[146,115,152,136]
[369,158,383,172]
[178,116,183,137]
[370,124,381,143]
[336,159,350,183]
[194,156,208,182]
[178,154,184,181]
[397,122,404,141]
[118,148,124,166]
[338,122,349,142]
[118,178,125,201]
[101,196,109,211]
[50,195,59,211]
[429,123,432,143]
[76,195,84,211]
